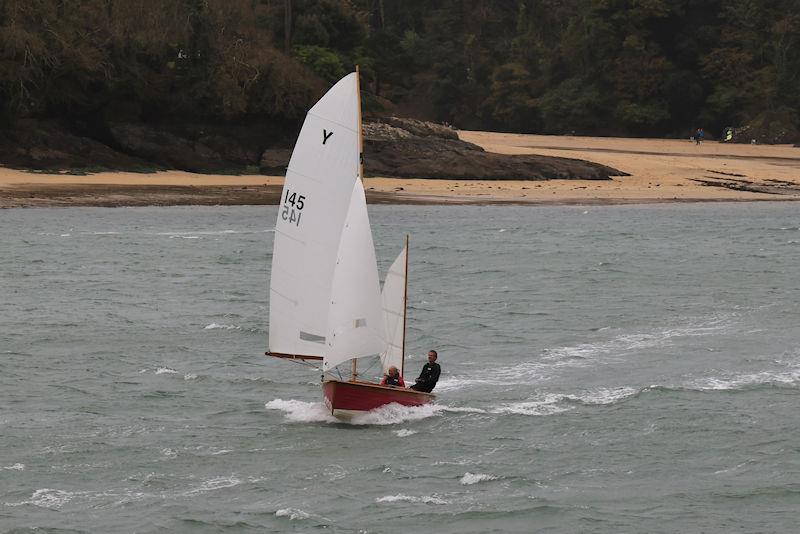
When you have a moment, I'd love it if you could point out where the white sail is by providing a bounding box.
[380,245,407,375]
[269,73,360,356]
[323,180,386,371]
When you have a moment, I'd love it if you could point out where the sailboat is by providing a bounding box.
[266,69,435,419]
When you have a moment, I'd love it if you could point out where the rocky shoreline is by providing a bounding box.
[0,117,625,181]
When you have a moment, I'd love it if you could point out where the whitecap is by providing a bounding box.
[543,319,734,364]
[183,476,242,496]
[393,429,417,437]
[460,472,498,485]
[349,403,445,425]
[491,394,571,416]
[276,508,311,520]
[376,494,448,505]
[2,463,25,471]
[434,376,517,392]
[204,323,241,330]
[184,373,198,381]
[161,448,177,458]
[566,387,638,405]
[689,369,800,391]
[6,489,76,509]
[441,406,487,414]
[155,367,178,375]
[267,398,480,425]
[158,230,242,237]
[265,399,338,423]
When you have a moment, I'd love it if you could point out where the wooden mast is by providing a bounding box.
[400,234,409,377]
[351,64,364,382]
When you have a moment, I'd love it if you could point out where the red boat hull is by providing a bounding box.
[323,379,435,418]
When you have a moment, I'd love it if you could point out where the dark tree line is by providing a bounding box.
[1,0,799,139]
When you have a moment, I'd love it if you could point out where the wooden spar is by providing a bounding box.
[356,64,364,180]
[265,351,323,361]
[401,234,409,377]
[351,64,364,383]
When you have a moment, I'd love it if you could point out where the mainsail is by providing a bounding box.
[323,181,386,371]
[380,244,408,375]
[268,73,360,358]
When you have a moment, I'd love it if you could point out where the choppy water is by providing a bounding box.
[2,203,800,533]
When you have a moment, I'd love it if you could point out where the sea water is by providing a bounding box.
[1,203,799,533]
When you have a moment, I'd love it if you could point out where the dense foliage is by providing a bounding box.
[1,0,798,138]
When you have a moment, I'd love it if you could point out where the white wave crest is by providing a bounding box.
[376,494,448,505]
[2,463,25,471]
[689,369,800,391]
[155,367,178,375]
[441,405,487,414]
[392,429,417,437]
[276,508,311,520]
[158,230,242,237]
[565,387,638,405]
[349,403,445,425]
[6,489,76,509]
[266,398,486,425]
[434,376,520,392]
[183,476,242,496]
[460,472,498,485]
[490,387,636,416]
[492,399,571,416]
[184,373,198,381]
[204,323,241,330]
[544,318,734,364]
[265,399,338,423]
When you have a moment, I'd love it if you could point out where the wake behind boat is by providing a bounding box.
[266,68,434,418]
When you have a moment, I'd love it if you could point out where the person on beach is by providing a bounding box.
[695,127,704,145]
[410,350,441,393]
[380,366,405,387]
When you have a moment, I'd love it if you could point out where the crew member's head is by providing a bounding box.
[428,350,438,363]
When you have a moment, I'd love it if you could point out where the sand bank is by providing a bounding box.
[2,132,799,207]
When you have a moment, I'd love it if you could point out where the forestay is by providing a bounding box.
[323,180,386,371]
[380,245,407,375]
[269,73,360,357]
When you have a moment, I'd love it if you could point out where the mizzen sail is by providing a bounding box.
[380,244,407,375]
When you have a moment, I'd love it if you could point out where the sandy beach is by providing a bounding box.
[2,132,799,207]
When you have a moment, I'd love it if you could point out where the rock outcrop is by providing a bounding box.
[728,110,800,145]
[107,122,268,173]
[361,118,624,180]
[0,119,154,171]
[0,116,625,180]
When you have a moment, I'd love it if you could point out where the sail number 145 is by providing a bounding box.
[281,189,305,226]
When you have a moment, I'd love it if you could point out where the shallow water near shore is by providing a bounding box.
[2,203,799,533]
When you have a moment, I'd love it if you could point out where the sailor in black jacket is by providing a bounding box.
[411,350,441,393]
